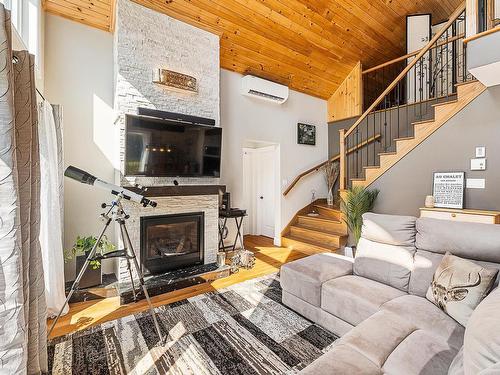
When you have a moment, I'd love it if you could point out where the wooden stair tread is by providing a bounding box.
[282,234,338,252]
[432,99,458,107]
[291,223,347,238]
[363,165,380,170]
[412,119,434,126]
[455,79,477,88]
[394,136,414,141]
[297,213,342,224]
[313,201,341,212]
[378,151,397,156]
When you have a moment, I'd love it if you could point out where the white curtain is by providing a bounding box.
[38,101,67,317]
[0,5,48,373]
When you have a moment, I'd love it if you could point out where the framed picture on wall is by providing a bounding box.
[432,171,465,209]
[297,123,316,145]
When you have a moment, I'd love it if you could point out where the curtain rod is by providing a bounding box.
[12,55,46,102]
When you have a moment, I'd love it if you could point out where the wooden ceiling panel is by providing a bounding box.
[44,0,462,98]
[44,0,115,32]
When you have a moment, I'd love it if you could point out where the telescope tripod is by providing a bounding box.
[48,196,164,342]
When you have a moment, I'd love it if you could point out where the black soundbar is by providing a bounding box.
[137,107,216,127]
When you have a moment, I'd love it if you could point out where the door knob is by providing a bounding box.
[260,196,264,199]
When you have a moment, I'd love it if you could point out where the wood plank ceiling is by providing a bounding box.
[43,0,461,99]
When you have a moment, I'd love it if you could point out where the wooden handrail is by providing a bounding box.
[362,33,465,75]
[463,25,500,43]
[283,133,381,196]
[345,2,466,138]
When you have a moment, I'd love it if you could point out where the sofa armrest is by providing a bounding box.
[280,253,353,307]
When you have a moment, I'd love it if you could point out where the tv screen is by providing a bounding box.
[125,114,222,177]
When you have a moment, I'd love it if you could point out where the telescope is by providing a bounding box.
[50,166,164,341]
[64,165,157,207]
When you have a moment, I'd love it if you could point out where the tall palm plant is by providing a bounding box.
[341,186,379,246]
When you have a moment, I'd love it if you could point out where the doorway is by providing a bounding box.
[242,142,280,244]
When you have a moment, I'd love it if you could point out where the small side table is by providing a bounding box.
[219,210,247,252]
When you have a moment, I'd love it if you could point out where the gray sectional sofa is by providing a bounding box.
[280,213,500,374]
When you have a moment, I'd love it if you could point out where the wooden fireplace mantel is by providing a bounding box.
[126,185,226,197]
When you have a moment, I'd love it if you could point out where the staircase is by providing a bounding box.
[352,80,486,187]
[281,199,347,254]
[340,3,482,190]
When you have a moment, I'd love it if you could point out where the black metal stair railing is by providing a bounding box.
[341,4,472,188]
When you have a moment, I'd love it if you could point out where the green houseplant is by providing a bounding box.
[64,235,115,288]
[341,186,379,252]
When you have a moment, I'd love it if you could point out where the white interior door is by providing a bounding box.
[256,147,276,238]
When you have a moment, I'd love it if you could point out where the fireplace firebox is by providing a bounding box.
[140,212,204,274]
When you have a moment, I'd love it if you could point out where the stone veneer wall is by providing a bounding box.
[114,0,220,187]
[119,195,219,282]
[114,0,222,280]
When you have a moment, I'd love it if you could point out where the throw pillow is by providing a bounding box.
[426,252,498,326]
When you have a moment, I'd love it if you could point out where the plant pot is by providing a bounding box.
[75,251,102,289]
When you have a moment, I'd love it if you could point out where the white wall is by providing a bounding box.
[220,69,329,243]
[44,14,117,281]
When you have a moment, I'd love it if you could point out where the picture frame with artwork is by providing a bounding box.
[297,123,316,145]
[432,171,465,209]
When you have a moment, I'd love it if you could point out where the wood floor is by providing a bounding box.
[48,235,322,339]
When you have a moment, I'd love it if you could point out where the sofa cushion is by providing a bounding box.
[321,275,405,326]
[383,329,459,375]
[425,253,498,326]
[361,212,417,247]
[298,343,382,375]
[280,253,353,307]
[335,310,416,368]
[410,250,500,298]
[416,217,500,263]
[381,295,464,350]
[354,213,417,292]
[464,287,500,374]
[355,238,416,292]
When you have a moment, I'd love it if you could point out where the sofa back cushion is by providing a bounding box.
[463,287,500,374]
[415,218,500,263]
[410,218,500,297]
[354,213,417,292]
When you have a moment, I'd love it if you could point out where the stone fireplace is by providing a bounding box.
[140,212,204,275]
[113,0,222,284]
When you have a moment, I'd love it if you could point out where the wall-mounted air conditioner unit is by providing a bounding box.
[241,75,289,104]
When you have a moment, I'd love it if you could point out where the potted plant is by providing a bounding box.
[64,235,115,289]
[322,159,340,206]
[340,186,379,257]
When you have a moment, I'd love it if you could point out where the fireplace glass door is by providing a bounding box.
[140,212,204,274]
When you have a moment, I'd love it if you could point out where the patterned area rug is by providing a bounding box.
[48,274,338,374]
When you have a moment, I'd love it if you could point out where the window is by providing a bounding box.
[0,0,42,76]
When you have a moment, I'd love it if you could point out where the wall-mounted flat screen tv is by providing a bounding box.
[125,114,222,177]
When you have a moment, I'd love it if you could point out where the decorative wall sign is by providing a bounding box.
[153,69,198,92]
[432,172,465,209]
[297,123,316,145]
